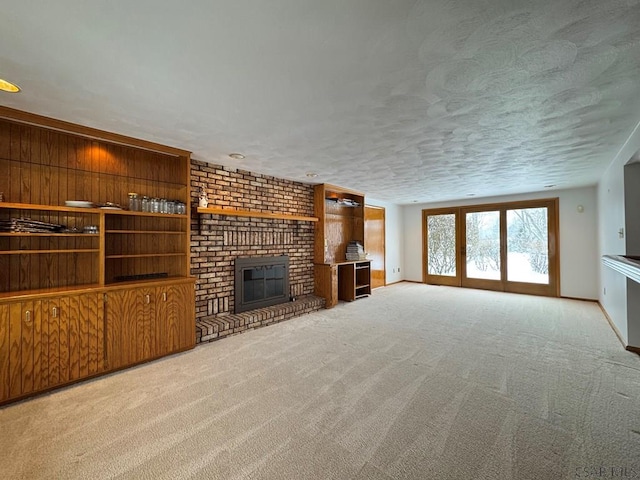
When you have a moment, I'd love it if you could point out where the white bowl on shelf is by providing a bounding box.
[65,200,95,208]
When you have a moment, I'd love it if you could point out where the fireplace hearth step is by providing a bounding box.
[196,294,325,344]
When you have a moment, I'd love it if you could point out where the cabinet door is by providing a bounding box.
[106,287,155,370]
[0,303,9,402]
[139,287,157,361]
[156,282,194,355]
[105,288,139,370]
[45,293,105,387]
[0,300,45,399]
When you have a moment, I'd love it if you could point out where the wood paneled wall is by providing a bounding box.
[0,119,187,207]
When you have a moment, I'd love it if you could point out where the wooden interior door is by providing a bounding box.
[364,205,385,289]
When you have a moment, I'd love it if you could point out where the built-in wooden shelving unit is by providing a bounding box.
[0,106,196,406]
[313,184,370,308]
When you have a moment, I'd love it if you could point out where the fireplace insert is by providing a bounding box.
[234,255,290,313]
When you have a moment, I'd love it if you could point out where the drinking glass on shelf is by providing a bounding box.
[128,193,140,211]
[141,196,150,212]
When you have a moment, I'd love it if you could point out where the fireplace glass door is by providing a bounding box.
[235,256,289,313]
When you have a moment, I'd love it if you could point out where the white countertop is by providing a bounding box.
[602,255,640,283]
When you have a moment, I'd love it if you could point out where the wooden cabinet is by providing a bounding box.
[314,264,338,308]
[105,279,195,371]
[313,184,370,306]
[0,106,195,404]
[0,292,104,403]
[338,261,372,302]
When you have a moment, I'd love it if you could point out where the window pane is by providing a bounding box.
[507,207,549,284]
[427,214,456,276]
[466,211,500,280]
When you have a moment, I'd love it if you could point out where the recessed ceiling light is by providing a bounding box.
[228,153,245,160]
[544,184,556,188]
[305,172,318,178]
[0,78,21,93]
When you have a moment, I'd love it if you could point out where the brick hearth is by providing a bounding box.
[196,294,325,343]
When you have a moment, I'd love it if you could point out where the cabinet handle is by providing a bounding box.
[145,294,150,304]
[25,310,31,324]
[163,292,167,302]
[52,306,58,318]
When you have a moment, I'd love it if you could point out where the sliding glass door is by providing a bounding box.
[423,199,559,296]
[424,209,460,286]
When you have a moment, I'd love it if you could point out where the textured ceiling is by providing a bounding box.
[2,0,640,204]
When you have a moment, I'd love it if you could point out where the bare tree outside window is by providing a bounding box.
[427,214,456,276]
[507,207,549,283]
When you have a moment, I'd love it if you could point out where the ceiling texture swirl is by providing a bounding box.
[2,0,640,203]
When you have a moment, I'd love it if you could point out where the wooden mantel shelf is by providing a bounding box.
[196,207,318,222]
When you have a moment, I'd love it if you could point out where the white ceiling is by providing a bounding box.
[2,0,640,204]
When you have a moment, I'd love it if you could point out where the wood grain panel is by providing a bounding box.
[8,302,22,397]
[155,287,169,356]
[87,293,99,375]
[106,288,139,370]
[96,292,105,372]
[0,304,9,401]
[58,296,70,383]
[47,298,60,386]
[77,294,90,378]
[180,282,195,348]
[314,264,338,308]
[139,289,153,361]
[32,299,44,391]
[20,302,38,393]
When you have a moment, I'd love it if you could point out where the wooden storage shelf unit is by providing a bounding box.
[0,106,195,405]
[103,211,188,284]
[0,203,102,292]
[313,184,370,307]
[337,260,372,302]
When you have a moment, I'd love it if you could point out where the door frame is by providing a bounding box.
[422,198,560,297]
[422,208,462,287]
[364,204,386,289]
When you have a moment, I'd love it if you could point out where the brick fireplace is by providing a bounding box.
[190,160,323,342]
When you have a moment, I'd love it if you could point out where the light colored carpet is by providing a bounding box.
[1,283,639,480]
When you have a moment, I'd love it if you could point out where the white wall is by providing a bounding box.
[367,198,403,285]
[401,186,599,299]
[598,119,640,346]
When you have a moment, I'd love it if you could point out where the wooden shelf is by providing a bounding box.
[0,202,102,214]
[105,253,186,259]
[0,249,100,255]
[197,206,318,222]
[0,202,187,219]
[104,210,187,218]
[105,230,183,234]
[0,283,103,301]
